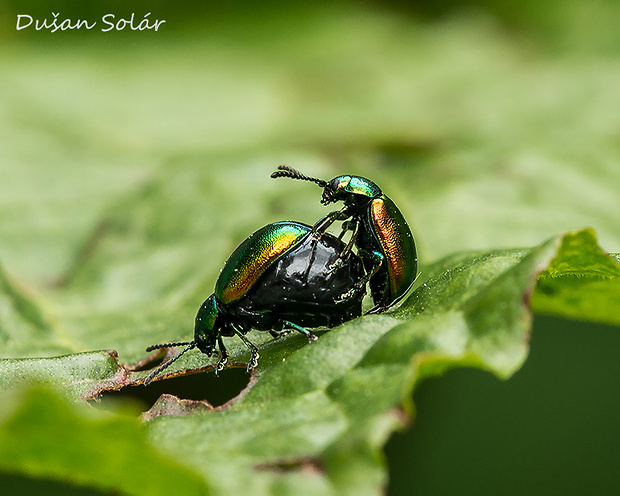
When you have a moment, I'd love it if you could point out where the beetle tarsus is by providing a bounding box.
[214,336,229,376]
[326,258,346,274]
[215,357,227,376]
[335,287,357,304]
[246,351,260,372]
[215,352,229,376]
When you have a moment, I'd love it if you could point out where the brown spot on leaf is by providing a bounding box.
[142,393,214,420]
[254,456,325,475]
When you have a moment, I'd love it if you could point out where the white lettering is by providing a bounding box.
[75,19,96,30]
[138,13,151,31]
[101,14,115,32]
[16,12,164,33]
[16,15,33,30]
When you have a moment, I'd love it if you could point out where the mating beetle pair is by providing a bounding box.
[144,166,417,384]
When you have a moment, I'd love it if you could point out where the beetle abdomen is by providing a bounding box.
[230,229,365,329]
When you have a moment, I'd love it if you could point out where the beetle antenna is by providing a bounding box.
[146,341,193,352]
[271,165,328,188]
[144,341,197,386]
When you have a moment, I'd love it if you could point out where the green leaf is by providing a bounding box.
[532,229,620,325]
[0,351,124,400]
[3,227,615,495]
[139,229,619,495]
[0,387,208,495]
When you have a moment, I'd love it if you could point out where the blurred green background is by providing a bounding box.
[1,0,619,494]
[387,314,620,496]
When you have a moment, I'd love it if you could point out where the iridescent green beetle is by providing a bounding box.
[144,220,365,384]
[271,165,417,313]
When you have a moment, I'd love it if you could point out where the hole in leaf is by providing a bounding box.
[92,367,251,413]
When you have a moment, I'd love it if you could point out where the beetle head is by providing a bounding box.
[271,165,381,207]
[193,294,221,354]
[143,295,222,385]
[321,176,352,205]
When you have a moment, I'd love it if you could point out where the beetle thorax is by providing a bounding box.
[322,175,382,205]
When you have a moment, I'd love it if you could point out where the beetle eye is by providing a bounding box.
[321,189,336,205]
[321,179,342,204]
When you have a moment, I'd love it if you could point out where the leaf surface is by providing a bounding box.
[2,228,617,495]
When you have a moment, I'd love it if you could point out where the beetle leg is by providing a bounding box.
[335,251,383,303]
[282,320,317,342]
[231,326,260,372]
[215,335,229,376]
[312,205,352,236]
[338,219,360,260]
[337,220,352,240]
[326,219,360,274]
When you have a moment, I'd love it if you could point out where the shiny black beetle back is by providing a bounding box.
[228,230,365,330]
